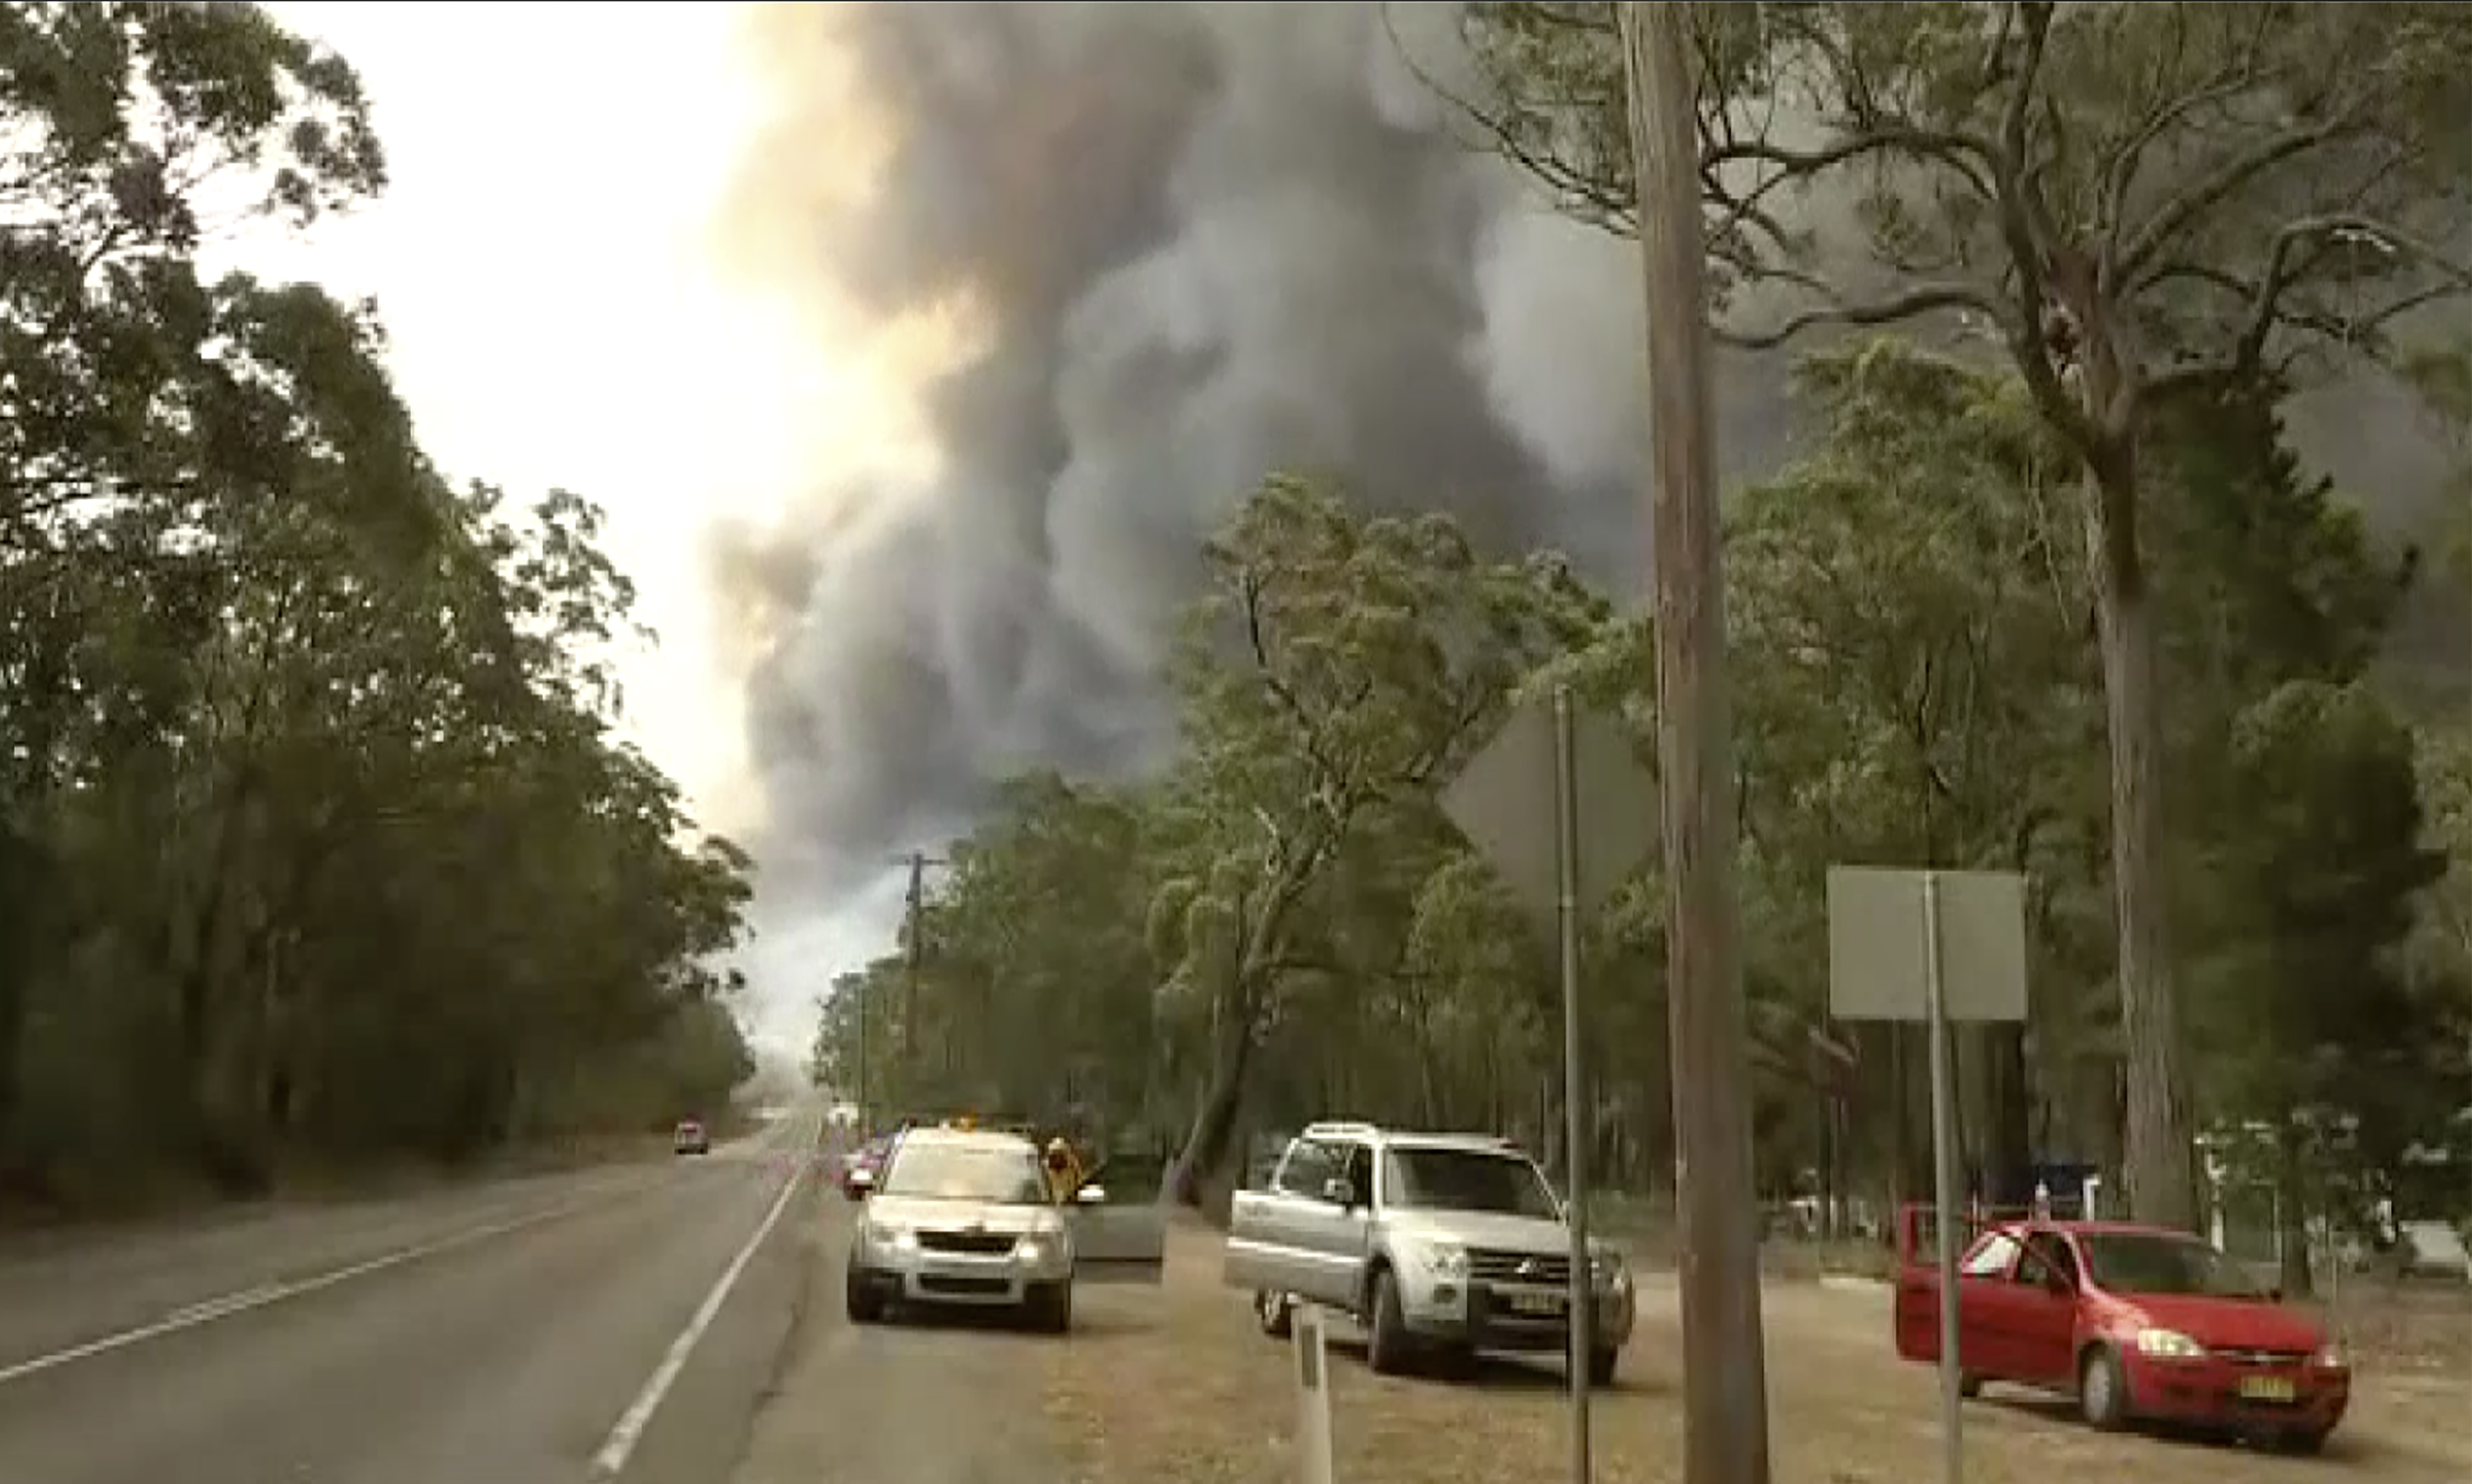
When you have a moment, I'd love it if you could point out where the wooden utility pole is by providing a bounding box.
[1618,6,1771,1484]
[896,849,948,1093]
[903,849,927,1072]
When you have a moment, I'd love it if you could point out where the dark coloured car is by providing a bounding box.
[841,1133,895,1198]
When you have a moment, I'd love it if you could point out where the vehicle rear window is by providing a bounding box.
[880,1141,1048,1203]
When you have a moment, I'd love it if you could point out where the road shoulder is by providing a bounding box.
[730,1192,1070,1484]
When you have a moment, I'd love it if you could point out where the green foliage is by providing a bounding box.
[854,331,2472,1229]
[1453,0,2472,1228]
[0,3,752,1210]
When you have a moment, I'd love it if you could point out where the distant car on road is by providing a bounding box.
[840,1133,894,1197]
[1893,1206,2348,1453]
[1223,1121,1635,1384]
[843,1124,1165,1332]
[672,1118,711,1156]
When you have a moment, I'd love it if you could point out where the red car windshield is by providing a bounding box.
[2077,1231,2265,1299]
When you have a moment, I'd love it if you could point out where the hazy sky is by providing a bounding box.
[238,1,913,1058]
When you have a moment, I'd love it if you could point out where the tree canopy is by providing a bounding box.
[1428,0,2472,1229]
[819,339,2472,1272]
[0,2,755,1215]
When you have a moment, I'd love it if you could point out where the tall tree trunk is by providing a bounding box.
[1164,988,1252,1209]
[2275,1120,2316,1301]
[1983,1026,2034,1207]
[1885,1024,1911,1238]
[2083,450,2199,1231]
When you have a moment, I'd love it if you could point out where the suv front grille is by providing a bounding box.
[918,1230,1016,1256]
[1470,1249,1572,1285]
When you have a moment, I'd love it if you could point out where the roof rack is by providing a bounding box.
[1300,1120,1381,1139]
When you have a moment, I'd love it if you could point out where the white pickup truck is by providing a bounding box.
[1222,1121,1634,1382]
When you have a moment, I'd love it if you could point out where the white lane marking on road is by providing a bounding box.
[164,1283,287,1326]
[0,1184,642,1388]
[590,1161,807,1479]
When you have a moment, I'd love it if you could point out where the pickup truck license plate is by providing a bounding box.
[2238,1375,2297,1404]
[1506,1292,1564,1317]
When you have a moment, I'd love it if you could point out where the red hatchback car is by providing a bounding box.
[1894,1210,2347,1453]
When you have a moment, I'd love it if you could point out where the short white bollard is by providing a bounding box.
[1292,1303,1336,1484]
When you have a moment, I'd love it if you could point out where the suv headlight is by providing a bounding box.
[1406,1237,1467,1278]
[2133,1327,2205,1359]
[1015,1231,1063,1265]
[1591,1252,1631,1292]
[864,1221,917,1252]
[2311,1343,2347,1371]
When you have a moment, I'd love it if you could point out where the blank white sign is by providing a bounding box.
[1825,866,2028,1023]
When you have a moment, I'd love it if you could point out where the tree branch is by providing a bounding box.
[1717,282,1998,352]
[2116,114,2365,284]
[2146,214,2472,399]
[2094,11,2281,292]
[1983,1,2098,459]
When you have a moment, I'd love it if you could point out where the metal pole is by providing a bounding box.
[1553,684,1594,1484]
[1922,869,1964,1484]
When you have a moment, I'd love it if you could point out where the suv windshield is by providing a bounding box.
[1384,1146,1561,1220]
[879,1141,1049,1204]
[2079,1231,2265,1299]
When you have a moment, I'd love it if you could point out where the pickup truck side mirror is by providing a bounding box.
[1321,1177,1357,1208]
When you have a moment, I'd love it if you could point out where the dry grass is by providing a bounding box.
[1043,1220,2472,1484]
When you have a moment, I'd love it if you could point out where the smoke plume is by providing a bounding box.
[707,1,1804,891]
[706,0,2460,902]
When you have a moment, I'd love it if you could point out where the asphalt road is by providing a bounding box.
[730,1178,1071,1484]
[0,1113,833,1484]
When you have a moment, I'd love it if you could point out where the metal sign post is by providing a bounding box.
[1920,872,1963,1484]
[1552,686,1595,1484]
[1825,865,2030,1484]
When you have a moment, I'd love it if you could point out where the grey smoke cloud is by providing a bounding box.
[709,0,1733,893]
[708,0,2463,907]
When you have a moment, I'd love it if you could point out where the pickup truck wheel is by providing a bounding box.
[1585,1346,1619,1388]
[1364,1267,1411,1376]
[844,1265,886,1325]
[1254,1289,1293,1338]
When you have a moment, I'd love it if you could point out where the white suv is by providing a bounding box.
[1223,1121,1634,1382]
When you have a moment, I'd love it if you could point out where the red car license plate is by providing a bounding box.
[2239,1375,2297,1404]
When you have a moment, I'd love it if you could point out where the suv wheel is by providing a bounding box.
[844,1265,886,1324]
[1025,1280,1072,1335]
[1365,1267,1410,1375]
[1586,1346,1618,1388]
